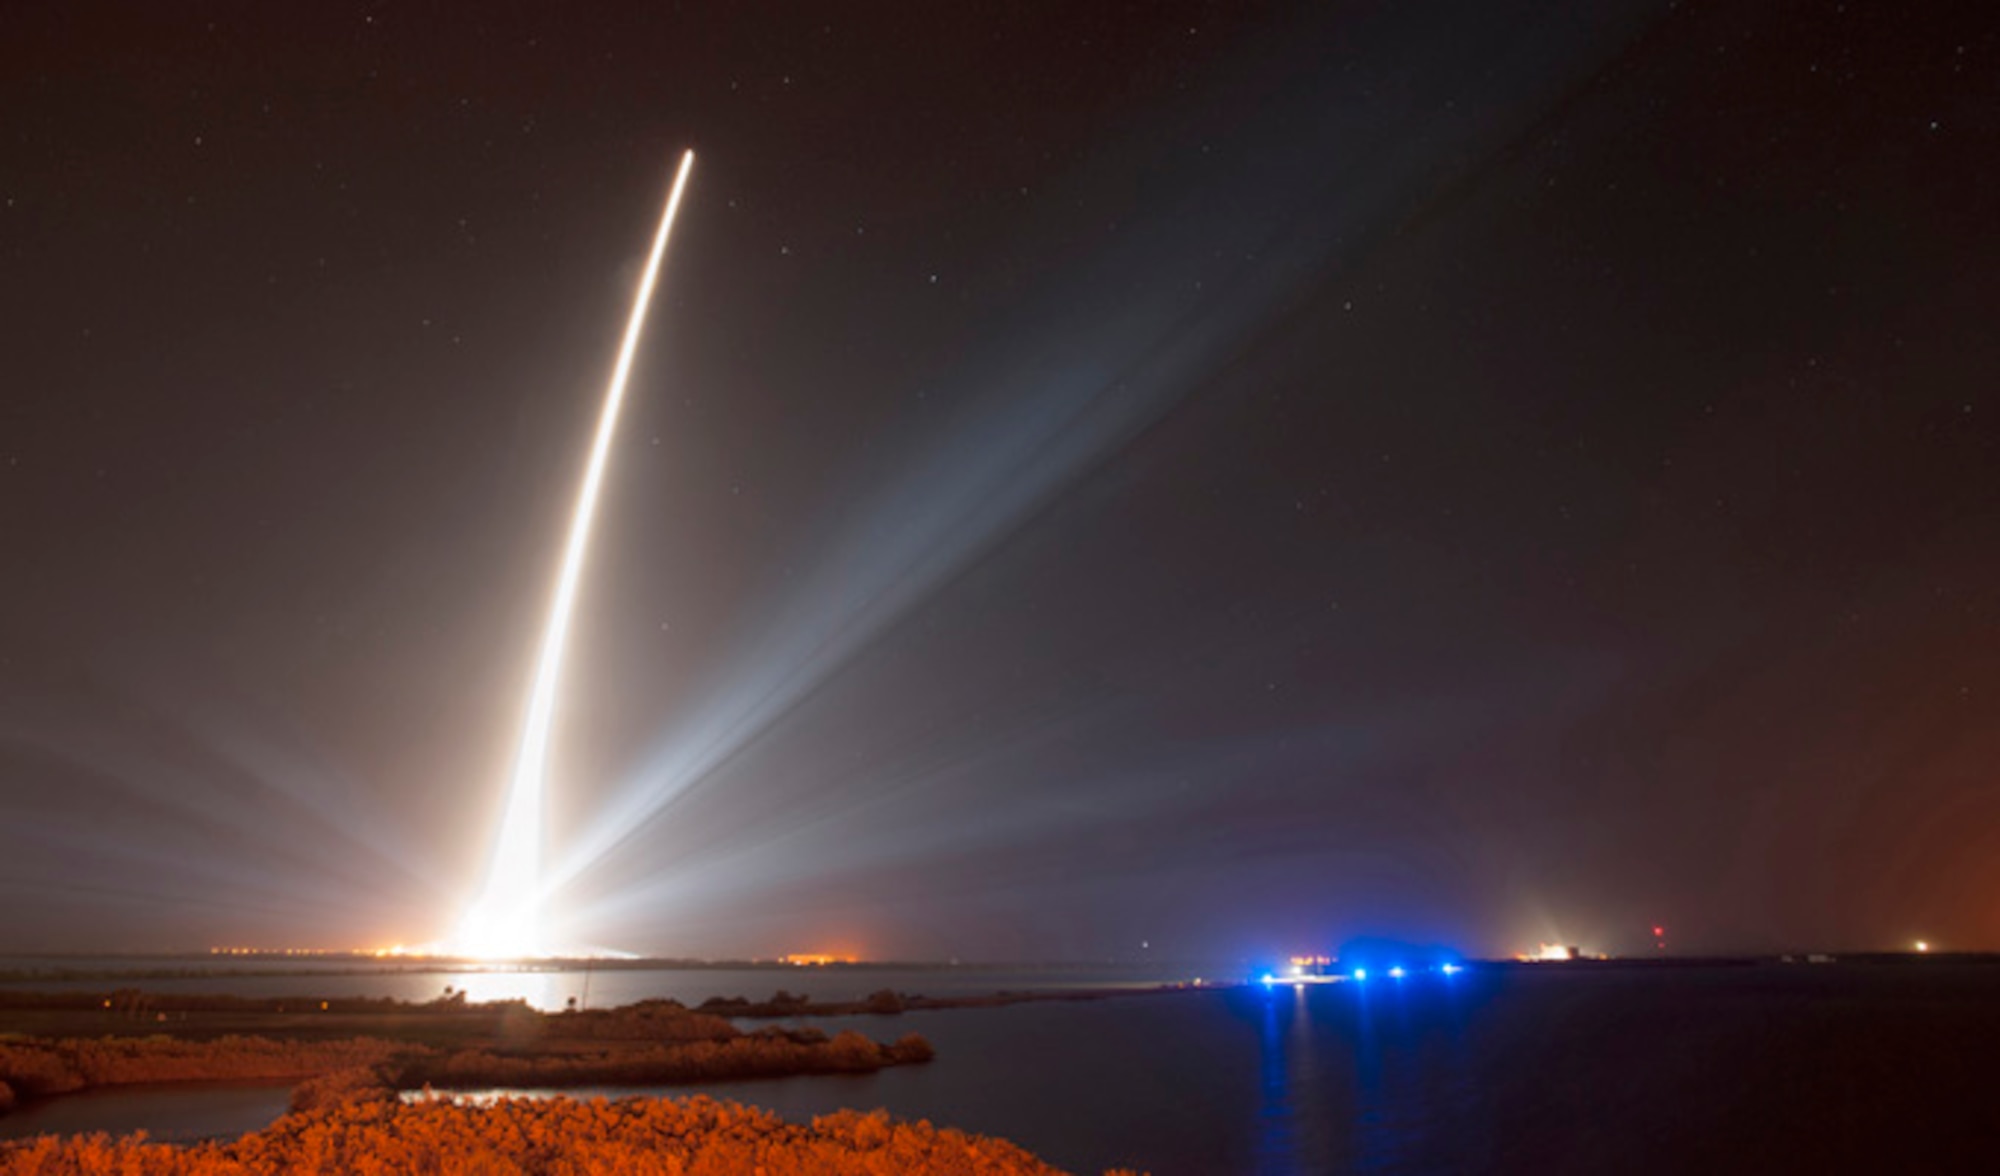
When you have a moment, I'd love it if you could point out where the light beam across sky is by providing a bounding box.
[6,3,1995,961]
[543,7,1660,920]
[451,149,695,959]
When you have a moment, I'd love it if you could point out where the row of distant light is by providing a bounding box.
[1259,962,1463,985]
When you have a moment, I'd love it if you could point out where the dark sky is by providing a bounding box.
[3,1,1994,961]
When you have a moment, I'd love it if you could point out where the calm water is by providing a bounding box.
[0,959,1199,1009]
[0,1084,294,1145]
[6,963,1998,1173]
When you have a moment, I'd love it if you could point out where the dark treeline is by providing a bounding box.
[700,982,1212,1019]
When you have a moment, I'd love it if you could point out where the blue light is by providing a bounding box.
[1440,963,1462,976]
[1351,967,1368,981]
[1388,965,1407,979]
[1261,973,1277,987]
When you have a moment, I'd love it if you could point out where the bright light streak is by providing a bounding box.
[452,150,696,959]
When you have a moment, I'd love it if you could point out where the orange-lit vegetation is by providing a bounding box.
[0,1038,403,1100]
[0,994,1152,1174]
[0,998,932,1123]
[0,1094,1149,1174]
[399,1029,936,1090]
[0,1029,929,1107]
[549,1000,738,1041]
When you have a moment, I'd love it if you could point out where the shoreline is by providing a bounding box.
[0,986,1173,1173]
[0,996,938,1123]
[0,956,1223,987]
[0,981,1213,1124]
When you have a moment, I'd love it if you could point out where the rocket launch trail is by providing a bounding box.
[454,150,695,958]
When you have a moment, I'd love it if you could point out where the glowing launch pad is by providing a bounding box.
[449,150,695,959]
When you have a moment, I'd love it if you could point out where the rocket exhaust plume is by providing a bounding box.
[453,150,695,959]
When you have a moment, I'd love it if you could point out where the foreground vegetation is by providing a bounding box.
[0,1037,400,1109]
[0,997,931,1119]
[0,1094,1143,1174]
[0,992,1150,1173]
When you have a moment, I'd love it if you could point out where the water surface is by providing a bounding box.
[8,963,1997,1173]
[0,959,1199,1010]
[0,1083,293,1144]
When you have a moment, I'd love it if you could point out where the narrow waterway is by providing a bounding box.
[0,1082,295,1144]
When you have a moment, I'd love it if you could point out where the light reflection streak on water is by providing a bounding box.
[1347,974,1397,1172]
[1255,972,1439,1174]
[443,969,562,1008]
[1346,969,1483,1173]
[1256,982,1346,1175]
[1285,984,1336,1173]
[1254,987,1294,1174]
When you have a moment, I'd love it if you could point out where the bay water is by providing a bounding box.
[4,961,1996,1173]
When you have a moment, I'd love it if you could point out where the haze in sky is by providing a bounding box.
[2,0,1994,960]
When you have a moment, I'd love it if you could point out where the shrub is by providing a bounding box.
[0,1043,84,1098]
[0,1036,406,1100]
[0,1095,1098,1174]
[890,1033,936,1064]
[288,1066,397,1113]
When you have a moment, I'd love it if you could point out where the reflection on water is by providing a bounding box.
[449,969,558,1008]
[0,974,1510,1171]
[1254,987,1292,1174]
[10,966,2000,1174]
[1247,970,1489,1174]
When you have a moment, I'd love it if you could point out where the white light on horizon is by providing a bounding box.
[451,150,696,960]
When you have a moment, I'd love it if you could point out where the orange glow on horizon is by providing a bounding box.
[779,950,862,966]
[1519,943,1581,962]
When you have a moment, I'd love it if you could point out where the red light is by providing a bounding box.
[1652,926,1664,937]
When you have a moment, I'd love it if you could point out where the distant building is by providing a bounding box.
[1520,943,1582,962]
[1287,954,1336,978]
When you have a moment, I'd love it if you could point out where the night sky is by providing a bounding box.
[4,1,1995,961]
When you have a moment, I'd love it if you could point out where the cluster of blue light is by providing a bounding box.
[1257,960,1464,986]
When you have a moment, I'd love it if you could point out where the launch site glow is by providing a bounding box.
[450,150,696,959]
